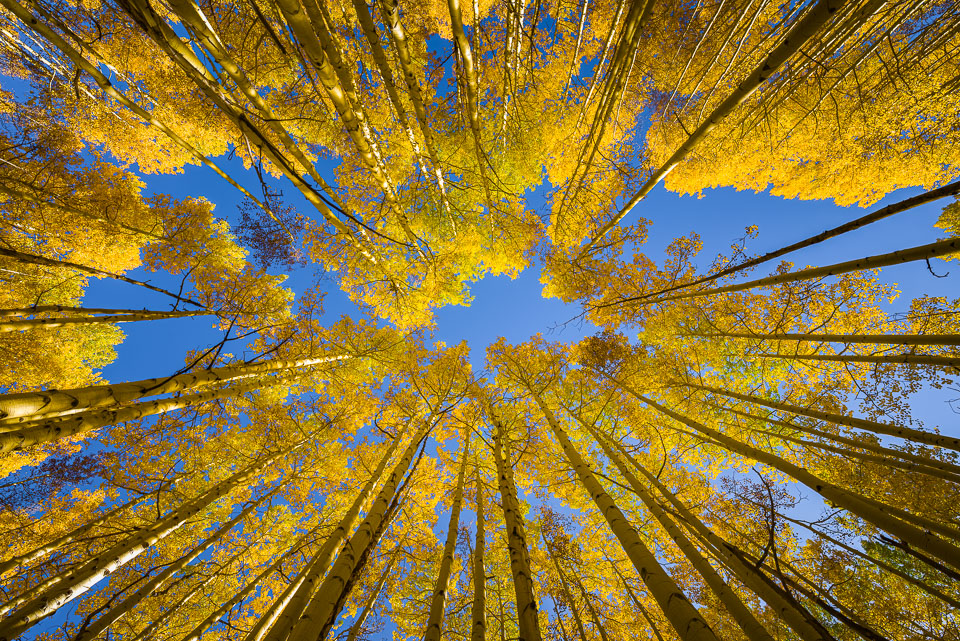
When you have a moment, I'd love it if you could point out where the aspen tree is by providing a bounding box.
[287,419,431,641]
[620,457,840,641]
[73,489,279,641]
[541,531,590,641]
[705,402,960,480]
[0,440,300,640]
[578,0,866,257]
[447,0,496,214]
[471,464,487,641]
[0,310,211,333]
[488,407,543,641]
[345,551,397,641]
[423,433,470,641]
[688,330,960,346]
[637,179,960,302]
[686,382,960,452]
[0,354,349,423]
[632,394,960,572]
[566,408,777,641]
[0,247,205,308]
[0,377,268,453]
[257,429,405,641]
[523,388,718,641]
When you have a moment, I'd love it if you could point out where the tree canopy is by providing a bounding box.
[1,0,959,640]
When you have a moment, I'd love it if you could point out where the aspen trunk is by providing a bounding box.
[375,0,454,221]
[580,0,873,255]
[471,465,487,641]
[689,382,960,452]
[527,392,717,641]
[0,354,347,424]
[0,305,181,317]
[622,237,960,307]
[345,553,397,641]
[73,491,276,641]
[130,571,215,641]
[179,548,301,641]
[733,414,960,484]
[423,434,470,641]
[624,462,838,641]
[543,541,589,641]
[287,421,431,641]
[489,409,543,641]
[647,179,960,301]
[779,512,960,609]
[0,246,205,308]
[755,352,960,369]
[259,430,404,641]
[0,443,295,640]
[447,0,496,213]
[690,330,960,346]
[635,394,960,572]
[0,310,211,332]
[574,575,612,641]
[612,566,666,641]
[0,489,147,578]
[709,401,960,479]
[569,410,775,641]
[0,0,284,236]
[0,378,268,453]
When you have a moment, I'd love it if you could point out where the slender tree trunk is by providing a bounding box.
[0,354,348,424]
[633,393,960,572]
[345,552,397,641]
[0,378,269,453]
[623,461,838,641]
[708,400,960,479]
[471,465,487,641]
[423,434,470,641]
[526,390,717,641]
[645,179,960,302]
[688,330,960,346]
[0,246,205,308]
[543,541,589,641]
[613,237,960,308]
[447,0,496,214]
[611,566,666,641]
[568,409,776,641]
[287,420,431,641]
[259,430,404,641]
[687,381,960,452]
[488,408,543,641]
[755,351,960,369]
[0,305,192,317]
[0,310,211,332]
[579,0,876,256]
[73,491,277,641]
[0,442,297,640]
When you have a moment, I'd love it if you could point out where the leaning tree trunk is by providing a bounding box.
[0,354,348,424]
[580,0,868,256]
[287,420,431,641]
[489,407,543,641]
[73,490,277,641]
[258,429,404,641]
[423,433,470,641]
[568,408,776,641]
[0,441,298,640]
[527,389,717,641]
[471,464,487,641]
[633,392,960,572]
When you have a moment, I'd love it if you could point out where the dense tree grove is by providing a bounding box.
[1,0,959,639]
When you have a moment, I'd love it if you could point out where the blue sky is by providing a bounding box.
[87,153,959,428]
